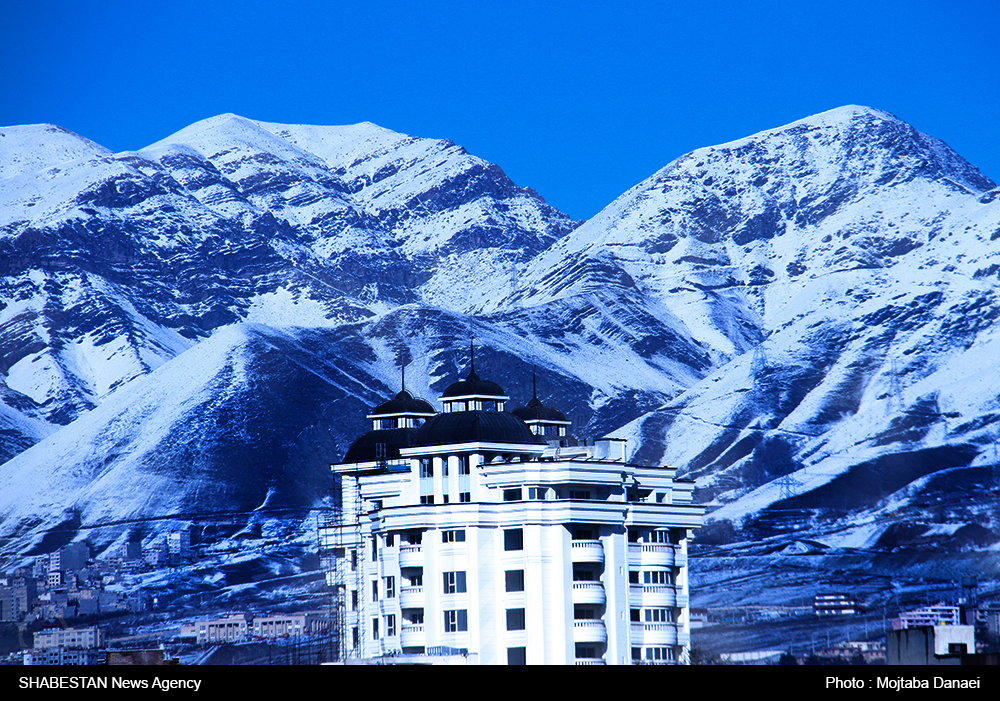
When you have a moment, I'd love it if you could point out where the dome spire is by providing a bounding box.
[467,338,480,381]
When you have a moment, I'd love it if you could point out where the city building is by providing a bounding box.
[813,593,861,616]
[892,604,961,630]
[320,360,704,665]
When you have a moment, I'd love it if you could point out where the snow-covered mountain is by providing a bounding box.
[2,107,998,595]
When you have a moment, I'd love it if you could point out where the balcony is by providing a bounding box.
[573,620,608,644]
[629,622,678,646]
[628,584,677,608]
[399,624,424,648]
[399,586,424,609]
[571,582,607,606]
[574,659,607,665]
[627,543,676,568]
[398,545,423,568]
[570,540,604,564]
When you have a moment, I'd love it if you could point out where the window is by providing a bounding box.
[371,535,378,560]
[443,571,467,594]
[458,455,471,475]
[443,494,450,504]
[572,527,595,540]
[406,530,422,545]
[350,549,357,571]
[505,570,525,592]
[372,617,379,640]
[646,647,674,661]
[420,495,434,505]
[442,529,465,543]
[569,490,591,500]
[407,571,423,587]
[420,458,433,478]
[528,487,546,500]
[504,528,523,551]
[630,608,641,622]
[352,627,359,649]
[444,609,468,632]
[629,571,640,584]
[459,492,471,502]
[574,606,598,620]
[503,488,522,501]
[645,608,673,622]
[384,533,395,547]
[648,529,670,543]
[443,459,449,477]
[384,576,395,599]
[351,590,358,611]
[371,580,379,601]
[386,614,396,637]
[507,647,526,665]
[643,570,673,585]
[506,608,526,631]
[575,644,598,659]
[632,647,642,662]
[573,566,596,581]
[407,610,424,625]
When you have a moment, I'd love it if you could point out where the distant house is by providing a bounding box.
[813,593,860,615]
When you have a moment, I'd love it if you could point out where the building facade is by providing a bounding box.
[321,363,704,665]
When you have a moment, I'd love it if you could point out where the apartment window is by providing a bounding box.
[351,590,358,611]
[420,458,433,478]
[569,490,591,500]
[646,647,674,661]
[643,570,672,585]
[444,609,468,632]
[503,488,523,501]
[506,608,526,631]
[350,549,357,571]
[443,494,450,504]
[575,644,598,659]
[384,533,395,547]
[572,527,595,540]
[372,617,379,640]
[384,576,395,599]
[443,459,449,477]
[371,580,379,602]
[442,529,466,543]
[573,566,596,581]
[371,535,378,561]
[574,606,598,620]
[406,530,422,545]
[632,647,642,662]
[407,571,423,587]
[504,528,523,551]
[648,529,670,543]
[352,627,359,649]
[528,487,546,500]
[629,571,640,584]
[645,608,673,623]
[459,492,471,502]
[505,570,525,592]
[420,495,435,505]
[458,455,470,475]
[443,571,467,594]
[407,610,424,625]
[386,614,396,637]
[630,608,641,622]
[507,647,526,665]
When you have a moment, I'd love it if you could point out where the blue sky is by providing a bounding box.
[2,0,997,220]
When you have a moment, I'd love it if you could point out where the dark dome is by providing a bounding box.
[441,371,506,398]
[510,396,568,423]
[342,427,422,463]
[415,411,545,447]
[370,389,435,416]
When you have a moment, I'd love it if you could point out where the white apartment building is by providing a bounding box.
[321,363,704,665]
